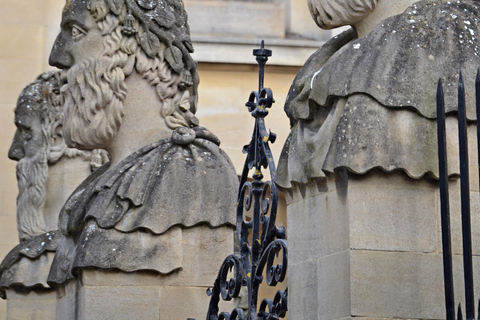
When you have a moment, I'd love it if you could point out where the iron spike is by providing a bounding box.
[438,78,456,320]
[458,71,475,320]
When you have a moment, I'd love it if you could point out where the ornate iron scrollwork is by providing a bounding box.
[202,41,288,320]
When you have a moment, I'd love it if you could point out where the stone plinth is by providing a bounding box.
[4,289,56,320]
[54,225,233,320]
[286,167,480,320]
[1,249,58,320]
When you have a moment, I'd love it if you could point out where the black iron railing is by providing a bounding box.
[189,41,288,320]
[437,71,480,320]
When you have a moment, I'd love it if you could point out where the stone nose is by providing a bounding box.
[8,130,25,161]
[49,33,72,69]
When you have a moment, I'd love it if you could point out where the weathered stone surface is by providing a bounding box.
[0,72,98,320]
[0,251,56,295]
[440,185,480,256]
[0,301,4,320]
[83,286,160,320]
[80,226,233,288]
[5,289,56,320]
[351,250,444,319]
[6,72,93,241]
[287,182,348,264]
[55,280,83,320]
[348,171,437,253]
[56,269,237,320]
[0,1,314,319]
[288,251,351,320]
[287,258,320,318]
[350,250,480,319]
[185,0,285,39]
[288,249,480,320]
[287,172,349,320]
[467,124,480,192]
[286,164,480,320]
[40,1,240,319]
[279,2,480,320]
[158,286,211,320]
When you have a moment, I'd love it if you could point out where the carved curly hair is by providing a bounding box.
[86,0,200,129]
[308,0,379,29]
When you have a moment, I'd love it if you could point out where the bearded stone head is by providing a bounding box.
[8,72,104,242]
[9,72,64,164]
[307,0,379,29]
[49,0,199,150]
[9,72,70,241]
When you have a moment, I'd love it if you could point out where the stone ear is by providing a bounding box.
[48,123,67,164]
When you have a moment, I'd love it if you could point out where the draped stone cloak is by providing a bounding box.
[0,231,60,298]
[276,0,480,189]
[47,127,238,285]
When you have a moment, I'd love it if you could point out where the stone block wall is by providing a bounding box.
[286,122,480,320]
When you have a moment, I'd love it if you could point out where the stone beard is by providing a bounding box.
[308,0,379,29]
[15,148,49,241]
[61,56,126,150]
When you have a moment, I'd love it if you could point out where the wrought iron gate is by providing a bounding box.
[189,42,288,320]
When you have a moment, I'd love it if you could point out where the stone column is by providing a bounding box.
[285,125,480,320]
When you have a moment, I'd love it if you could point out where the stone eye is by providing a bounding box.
[22,130,32,141]
[71,25,86,40]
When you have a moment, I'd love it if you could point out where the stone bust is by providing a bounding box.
[276,0,480,191]
[47,0,238,285]
[0,71,102,297]
[8,71,99,242]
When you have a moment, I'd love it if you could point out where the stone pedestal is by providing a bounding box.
[286,165,480,319]
[54,225,234,320]
[5,290,56,320]
[1,251,57,320]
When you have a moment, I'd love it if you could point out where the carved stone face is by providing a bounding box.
[307,0,379,29]
[8,98,45,161]
[49,0,104,69]
[49,0,125,150]
[9,95,49,242]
